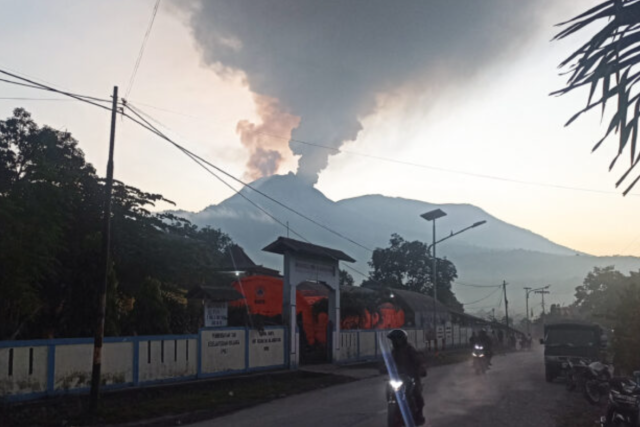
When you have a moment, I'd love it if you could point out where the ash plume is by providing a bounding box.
[179,0,547,184]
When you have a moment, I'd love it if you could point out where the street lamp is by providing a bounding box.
[420,209,487,337]
[524,285,550,334]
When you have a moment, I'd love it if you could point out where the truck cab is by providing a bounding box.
[540,321,606,383]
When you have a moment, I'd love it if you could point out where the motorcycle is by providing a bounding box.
[600,373,640,427]
[585,361,614,405]
[472,344,488,375]
[564,357,591,392]
[386,375,421,427]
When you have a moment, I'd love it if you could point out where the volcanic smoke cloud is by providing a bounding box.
[236,94,300,181]
[180,0,547,184]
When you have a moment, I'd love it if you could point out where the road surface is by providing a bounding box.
[188,348,567,427]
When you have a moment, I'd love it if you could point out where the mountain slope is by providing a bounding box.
[175,173,640,314]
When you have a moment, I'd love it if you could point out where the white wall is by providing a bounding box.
[249,329,285,369]
[200,329,246,374]
[55,342,133,390]
[359,331,376,358]
[0,346,48,397]
[138,339,196,383]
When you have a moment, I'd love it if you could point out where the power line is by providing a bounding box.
[0,97,74,101]
[122,101,374,253]
[455,281,502,288]
[0,70,112,110]
[461,286,502,306]
[117,99,638,197]
[124,103,385,286]
[125,0,161,99]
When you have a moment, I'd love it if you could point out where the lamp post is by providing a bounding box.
[524,285,550,334]
[420,209,486,337]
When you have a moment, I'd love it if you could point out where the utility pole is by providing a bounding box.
[503,280,509,328]
[90,86,119,414]
[524,287,532,334]
[535,289,550,315]
[432,219,437,333]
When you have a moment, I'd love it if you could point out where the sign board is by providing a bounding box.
[445,324,452,339]
[204,302,228,327]
[201,329,245,373]
[436,326,444,340]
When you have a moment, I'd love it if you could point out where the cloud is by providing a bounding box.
[180,0,548,184]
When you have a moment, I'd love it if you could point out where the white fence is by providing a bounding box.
[335,324,479,363]
[0,327,287,402]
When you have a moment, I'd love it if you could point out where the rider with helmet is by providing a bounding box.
[387,329,426,425]
[478,328,493,365]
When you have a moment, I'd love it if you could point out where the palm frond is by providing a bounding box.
[555,0,640,195]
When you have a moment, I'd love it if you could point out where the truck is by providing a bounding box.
[540,321,608,383]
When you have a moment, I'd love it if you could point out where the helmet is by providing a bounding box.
[387,329,408,348]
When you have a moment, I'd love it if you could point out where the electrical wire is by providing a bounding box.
[0,70,112,110]
[455,281,502,288]
[461,286,502,306]
[120,102,391,288]
[125,0,161,99]
[0,97,74,101]
[118,99,638,197]
[121,101,374,253]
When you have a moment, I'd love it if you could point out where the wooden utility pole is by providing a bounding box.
[536,289,550,315]
[524,287,531,334]
[503,281,509,328]
[90,86,118,414]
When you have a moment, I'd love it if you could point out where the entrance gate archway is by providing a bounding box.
[263,237,355,368]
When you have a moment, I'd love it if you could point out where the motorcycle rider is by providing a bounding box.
[387,329,426,426]
[478,328,493,366]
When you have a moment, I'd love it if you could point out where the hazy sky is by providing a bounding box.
[1,0,639,258]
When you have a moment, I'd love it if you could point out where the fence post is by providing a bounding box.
[357,330,361,361]
[46,344,55,395]
[132,339,140,386]
[197,329,202,378]
[244,327,250,372]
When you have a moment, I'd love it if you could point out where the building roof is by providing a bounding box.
[262,237,356,263]
[186,285,245,302]
[216,245,281,277]
[388,288,450,315]
[221,245,257,269]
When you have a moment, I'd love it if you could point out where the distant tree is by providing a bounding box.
[368,234,462,311]
[553,1,640,195]
[339,269,355,287]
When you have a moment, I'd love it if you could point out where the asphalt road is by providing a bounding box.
[188,348,568,427]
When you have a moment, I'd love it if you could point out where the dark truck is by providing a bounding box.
[540,321,608,382]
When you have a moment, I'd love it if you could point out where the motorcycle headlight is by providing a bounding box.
[474,345,483,350]
[389,380,404,391]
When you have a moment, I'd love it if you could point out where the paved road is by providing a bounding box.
[188,348,567,427]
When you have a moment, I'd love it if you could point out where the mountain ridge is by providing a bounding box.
[173,173,640,314]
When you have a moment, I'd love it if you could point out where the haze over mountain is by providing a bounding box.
[175,173,640,315]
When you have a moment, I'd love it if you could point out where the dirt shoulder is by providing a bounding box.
[0,371,354,427]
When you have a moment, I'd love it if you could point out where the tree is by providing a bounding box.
[339,269,354,287]
[570,266,640,374]
[368,234,462,311]
[554,1,640,195]
[0,109,234,339]
[573,266,639,327]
